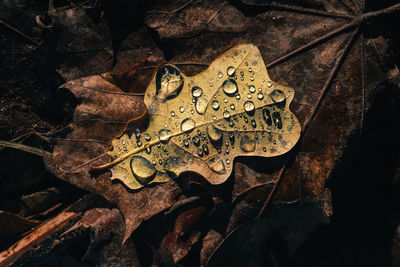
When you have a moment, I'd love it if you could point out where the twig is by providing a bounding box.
[267,2,400,69]
[360,33,365,133]
[63,152,109,174]
[0,132,32,152]
[147,0,195,14]
[0,195,92,267]
[206,0,228,24]
[0,140,51,157]
[205,223,245,266]
[255,2,354,19]
[337,0,356,14]
[81,85,145,96]
[0,20,41,46]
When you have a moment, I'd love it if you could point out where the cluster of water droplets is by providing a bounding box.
[114,53,298,183]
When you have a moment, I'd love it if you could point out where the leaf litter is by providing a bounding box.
[39,0,400,264]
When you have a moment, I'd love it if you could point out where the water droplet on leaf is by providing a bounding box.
[263,109,272,126]
[130,156,157,184]
[191,86,203,98]
[222,79,238,95]
[240,135,256,152]
[223,111,231,119]
[244,101,255,112]
[207,124,222,142]
[227,66,235,76]
[158,129,172,143]
[212,100,220,110]
[272,112,283,129]
[270,90,286,103]
[192,135,200,146]
[181,118,196,132]
[195,97,208,114]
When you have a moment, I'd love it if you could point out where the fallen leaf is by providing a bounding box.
[45,74,182,242]
[97,43,301,190]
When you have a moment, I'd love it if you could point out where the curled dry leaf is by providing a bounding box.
[95,43,301,189]
[45,74,182,242]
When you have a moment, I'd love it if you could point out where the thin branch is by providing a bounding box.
[63,152,109,174]
[147,0,195,14]
[256,28,360,219]
[258,2,354,19]
[301,28,360,133]
[337,0,356,15]
[0,132,32,152]
[0,20,41,46]
[360,33,365,133]
[81,85,145,96]
[205,223,245,265]
[0,140,51,157]
[0,195,92,266]
[267,2,400,68]
[206,0,228,24]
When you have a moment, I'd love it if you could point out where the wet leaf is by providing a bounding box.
[100,43,301,189]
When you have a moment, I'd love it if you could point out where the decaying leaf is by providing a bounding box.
[96,43,301,189]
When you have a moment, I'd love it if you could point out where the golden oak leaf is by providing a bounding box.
[96,43,301,189]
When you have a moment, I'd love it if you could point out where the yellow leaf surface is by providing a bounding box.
[101,43,301,189]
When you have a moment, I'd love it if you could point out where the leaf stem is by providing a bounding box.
[0,19,41,46]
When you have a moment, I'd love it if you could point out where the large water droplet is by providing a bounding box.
[249,85,256,93]
[230,104,235,110]
[130,156,157,184]
[181,118,196,132]
[218,71,223,78]
[257,93,264,100]
[207,124,222,142]
[191,86,203,98]
[144,133,151,141]
[222,79,238,95]
[240,135,256,152]
[202,144,209,155]
[179,106,185,113]
[158,129,172,143]
[270,90,285,102]
[263,109,272,126]
[208,157,226,174]
[183,139,189,147]
[164,156,187,172]
[156,65,184,100]
[195,97,208,114]
[272,112,283,129]
[192,135,200,146]
[146,147,151,154]
[227,66,235,76]
[244,101,255,112]
[197,148,204,157]
[212,100,220,110]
